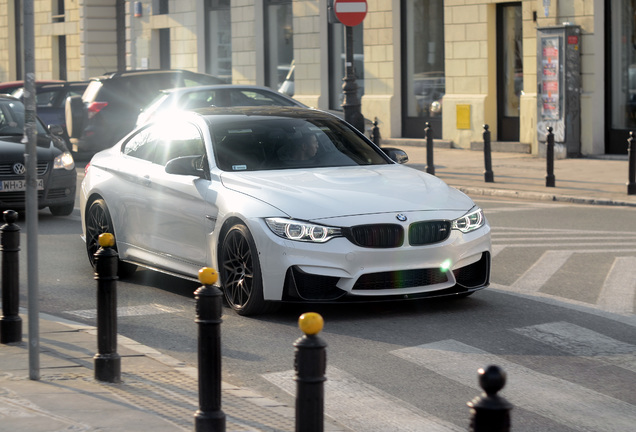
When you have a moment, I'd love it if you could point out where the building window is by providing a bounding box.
[159,28,171,69]
[329,23,364,111]
[52,0,64,22]
[57,35,67,80]
[265,0,293,90]
[156,0,169,15]
[206,0,231,82]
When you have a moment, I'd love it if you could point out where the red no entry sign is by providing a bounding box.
[334,0,367,27]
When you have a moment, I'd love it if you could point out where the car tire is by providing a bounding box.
[49,202,75,216]
[65,95,86,139]
[219,223,272,316]
[85,198,137,278]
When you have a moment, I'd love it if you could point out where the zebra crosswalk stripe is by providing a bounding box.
[263,367,463,432]
[510,250,573,293]
[392,339,636,432]
[513,321,636,373]
[597,257,636,315]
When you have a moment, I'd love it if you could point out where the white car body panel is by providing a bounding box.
[219,165,472,220]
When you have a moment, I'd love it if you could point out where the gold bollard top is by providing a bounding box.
[98,233,115,248]
[298,312,324,335]
[198,267,219,285]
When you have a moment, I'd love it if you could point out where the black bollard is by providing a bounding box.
[93,233,121,383]
[483,125,494,183]
[1,210,22,344]
[546,126,556,187]
[295,313,327,432]
[371,117,381,147]
[194,267,226,432]
[468,365,512,432]
[425,122,435,175]
[628,132,636,195]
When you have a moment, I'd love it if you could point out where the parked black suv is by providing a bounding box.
[12,81,89,146]
[66,69,224,156]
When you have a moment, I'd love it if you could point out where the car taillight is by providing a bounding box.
[87,101,108,119]
[84,162,91,175]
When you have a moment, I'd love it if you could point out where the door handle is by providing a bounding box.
[142,175,151,187]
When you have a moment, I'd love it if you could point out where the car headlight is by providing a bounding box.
[265,217,342,243]
[53,152,75,171]
[451,207,485,233]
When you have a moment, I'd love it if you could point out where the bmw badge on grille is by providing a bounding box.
[396,213,407,221]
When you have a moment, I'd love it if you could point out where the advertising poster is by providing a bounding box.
[540,37,560,120]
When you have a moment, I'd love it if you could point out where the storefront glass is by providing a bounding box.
[402,0,445,137]
[265,0,294,90]
[206,0,231,83]
[609,0,636,131]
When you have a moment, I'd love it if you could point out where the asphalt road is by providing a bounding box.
[12,196,636,431]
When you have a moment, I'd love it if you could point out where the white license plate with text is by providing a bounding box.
[0,179,44,192]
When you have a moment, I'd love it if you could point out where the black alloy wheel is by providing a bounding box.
[85,198,137,277]
[219,223,268,316]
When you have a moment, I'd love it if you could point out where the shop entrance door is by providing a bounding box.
[497,3,523,141]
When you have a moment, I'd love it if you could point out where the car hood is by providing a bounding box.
[220,165,474,220]
[0,135,63,161]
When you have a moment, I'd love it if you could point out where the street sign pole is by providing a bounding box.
[23,0,40,380]
[335,0,367,134]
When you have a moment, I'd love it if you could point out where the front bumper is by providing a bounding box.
[252,214,492,303]
[0,168,76,211]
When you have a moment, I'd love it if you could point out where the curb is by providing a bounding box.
[454,186,636,208]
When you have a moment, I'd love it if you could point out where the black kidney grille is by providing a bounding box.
[346,224,404,248]
[409,220,451,245]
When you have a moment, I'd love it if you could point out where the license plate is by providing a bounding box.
[0,179,44,192]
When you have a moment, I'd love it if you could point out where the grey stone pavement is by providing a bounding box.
[1,143,635,431]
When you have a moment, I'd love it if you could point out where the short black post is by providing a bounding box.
[483,125,494,183]
[546,126,556,187]
[425,122,435,175]
[371,117,381,146]
[295,313,327,432]
[1,210,22,344]
[194,267,226,432]
[468,365,512,432]
[628,131,636,195]
[93,233,121,383]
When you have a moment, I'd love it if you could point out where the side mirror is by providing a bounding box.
[381,147,409,164]
[165,155,208,178]
[48,124,64,136]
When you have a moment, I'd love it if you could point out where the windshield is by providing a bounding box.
[0,99,47,136]
[212,116,389,172]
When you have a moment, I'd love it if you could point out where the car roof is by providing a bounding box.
[35,81,89,88]
[89,69,222,82]
[161,84,285,94]
[0,80,65,92]
[0,94,21,102]
[192,106,338,122]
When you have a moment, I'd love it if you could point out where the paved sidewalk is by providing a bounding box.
[0,312,350,432]
[396,143,636,207]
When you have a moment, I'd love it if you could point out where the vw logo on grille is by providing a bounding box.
[12,163,26,175]
[396,213,407,222]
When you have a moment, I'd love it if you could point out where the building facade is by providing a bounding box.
[1,0,633,156]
